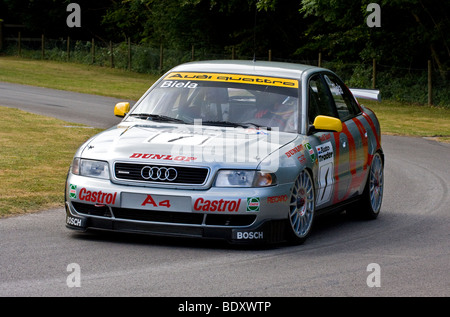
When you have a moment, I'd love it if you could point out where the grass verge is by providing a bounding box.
[0,107,102,217]
[362,100,450,143]
[0,56,158,100]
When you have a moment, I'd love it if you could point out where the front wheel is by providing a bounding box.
[286,170,315,244]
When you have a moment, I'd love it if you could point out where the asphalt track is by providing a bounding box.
[0,82,449,297]
[0,82,126,128]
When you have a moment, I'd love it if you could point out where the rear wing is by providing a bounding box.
[349,88,381,102]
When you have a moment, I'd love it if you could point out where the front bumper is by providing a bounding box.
[65,174,292,244]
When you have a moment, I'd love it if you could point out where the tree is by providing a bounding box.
[297,0,449,76]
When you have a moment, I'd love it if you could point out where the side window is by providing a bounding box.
[308,75,336,124]
[323,74,360,121]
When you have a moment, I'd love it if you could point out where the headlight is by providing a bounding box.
[71,158,110,179]
[215,170,277,187]
[253,172,277,187]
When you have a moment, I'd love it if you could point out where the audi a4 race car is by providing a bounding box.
[65,60,384,245]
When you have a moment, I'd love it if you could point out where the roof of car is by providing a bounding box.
[170,60,322,80]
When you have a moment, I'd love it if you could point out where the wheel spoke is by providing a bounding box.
[369,154,383,212]
[299,217,305,234]
[289,170,315,239]
[293,214,300,231]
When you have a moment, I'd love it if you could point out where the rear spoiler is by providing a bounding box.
[349,88,381,102]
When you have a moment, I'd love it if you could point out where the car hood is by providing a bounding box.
[80,121,298,169]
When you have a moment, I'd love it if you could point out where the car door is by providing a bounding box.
[307,74,339,208]
[321,73,369,203]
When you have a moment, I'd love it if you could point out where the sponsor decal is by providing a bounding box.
[164,72,299,88]
[235,231,264,240]
[160,80,198,89]
[66,216,83,227]
[141,194,171,208]
[319,133,331,142]
[193,198,241,212]
[130,153,197,162]
[316,141,334,206]
[246,197,260,212]
[317,143,333,162]
[305,143,316,161]
[297,154,307,164]
[78,188,117,205]
[69,184,77,199]
[285,144,304,158]
[267,195,288,204]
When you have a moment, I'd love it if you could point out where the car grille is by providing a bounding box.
[72,202,112,217]
[114,162,209,185]
[113,207,204,224]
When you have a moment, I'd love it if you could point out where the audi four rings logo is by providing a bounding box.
[141,166,178,181]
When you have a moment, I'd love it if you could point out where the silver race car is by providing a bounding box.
[65,60,384,244]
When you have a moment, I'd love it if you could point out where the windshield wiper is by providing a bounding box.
[201,120,244,127]
[202,120,271,130]
[129,113,186,124]
[241,122,271,130]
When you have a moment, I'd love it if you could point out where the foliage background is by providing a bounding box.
[1,0,449,106]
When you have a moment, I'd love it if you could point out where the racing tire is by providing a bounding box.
[347,152,384,220]
[286,169,315,244]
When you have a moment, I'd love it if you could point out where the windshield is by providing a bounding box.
[129,72,300,133]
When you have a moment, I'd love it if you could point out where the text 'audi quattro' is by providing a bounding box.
[65,60,384,245]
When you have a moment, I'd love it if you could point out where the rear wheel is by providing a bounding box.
[347,152,384,219]
[287,170,315,244]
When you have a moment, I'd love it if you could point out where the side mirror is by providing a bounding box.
[312,115,343,133]
[114,102,130,118]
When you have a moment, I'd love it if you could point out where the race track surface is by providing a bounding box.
[1,82,449,297]
[0,82,126,128]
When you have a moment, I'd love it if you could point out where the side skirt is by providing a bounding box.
[315,195,362,217]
